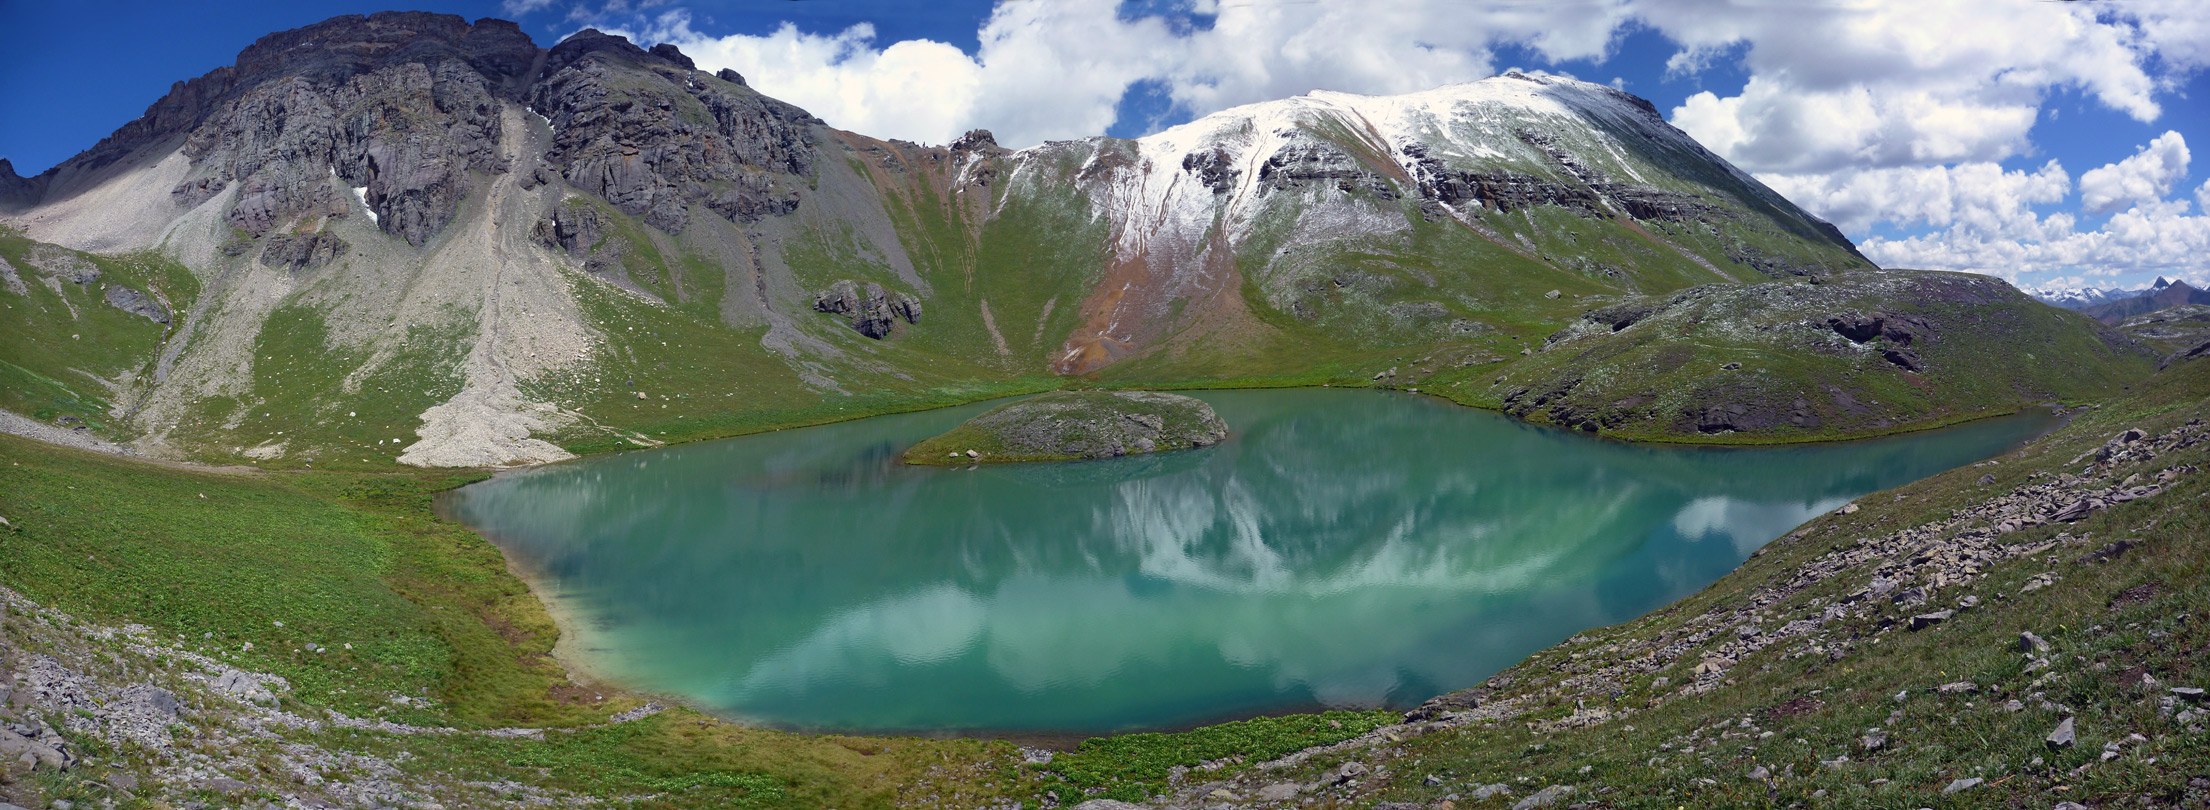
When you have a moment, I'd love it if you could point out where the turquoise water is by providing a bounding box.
[444,390,2055,735]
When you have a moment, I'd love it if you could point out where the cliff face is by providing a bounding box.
[14,13,2120,470]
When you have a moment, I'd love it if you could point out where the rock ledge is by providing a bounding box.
[906,391,1227,464]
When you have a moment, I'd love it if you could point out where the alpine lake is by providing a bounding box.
[443,389,2057,737]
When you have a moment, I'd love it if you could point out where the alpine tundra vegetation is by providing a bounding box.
[0,7,2205,810]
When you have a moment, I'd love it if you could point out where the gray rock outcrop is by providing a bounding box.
[257,231,349,273]
[101,285,170,324]
[529,29,816,234]
[168,13,537,246]
[813,280,921,339]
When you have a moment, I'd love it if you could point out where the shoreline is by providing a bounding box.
[427,390,2076,746]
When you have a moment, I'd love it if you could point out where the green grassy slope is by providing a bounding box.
[0,432,1401,809]
[1463,270,2154,443]
[0,435,1007,808]
[0,228,195,439]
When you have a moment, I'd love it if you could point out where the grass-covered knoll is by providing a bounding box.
[1464,269,2152,443]
[904,389,1227,464]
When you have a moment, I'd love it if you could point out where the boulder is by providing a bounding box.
[1908,610,1954,630]
[101,285,170,324]
[1469,784,1512,800]
[1942,777,1982,794]
[256,231,349,273]
[2046,716,2075,749]
[1511,785,1574,810]
[211,669,277,704]
[0,728,63,770]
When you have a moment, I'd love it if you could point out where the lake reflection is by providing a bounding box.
[445,390,2053,734]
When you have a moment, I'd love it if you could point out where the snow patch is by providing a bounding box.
[351,186,378,224]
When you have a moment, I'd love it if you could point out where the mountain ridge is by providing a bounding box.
[0,12,2142,469]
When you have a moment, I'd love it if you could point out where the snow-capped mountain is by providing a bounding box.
[2031,277,2172,310]
[0,16,1882,465]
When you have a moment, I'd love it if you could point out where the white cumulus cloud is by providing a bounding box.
[1763,161,2071,238]
[1652,0,2162,174]
[2079,131,2191,215]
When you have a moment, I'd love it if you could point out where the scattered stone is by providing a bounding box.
[1469,784,1513,800]
[1070,801,1146,810]
[211,669,278,704]
[2020,631,2051,653]
[1977,473,1996,485]
[1327,761,1371,784]
[1859,728,1887,751]
[1256,782,1300,801]
[2046,716,2076,749]
[1511,785,1573,810]
[1909,610,1954,630]
[0,728,64,769]
[1937,681,1978,694]
[1942,777,1983,794]
[1746,765,1770,780]
[2172,687,2205,702]
[1544,289,1562,299]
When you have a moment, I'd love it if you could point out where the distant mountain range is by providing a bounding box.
[2075,278,2210,323]
[2031,276,2204,314]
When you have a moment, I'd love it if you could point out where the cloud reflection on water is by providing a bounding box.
[448,390,2051,732]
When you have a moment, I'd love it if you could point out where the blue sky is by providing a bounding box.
[2,0,2205,290]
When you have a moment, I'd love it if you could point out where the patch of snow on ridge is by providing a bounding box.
[351,186,378,224]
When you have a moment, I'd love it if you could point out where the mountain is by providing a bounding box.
[2029,283,2146,310]
[0,12,2140,468]
[2080,277,2210,323]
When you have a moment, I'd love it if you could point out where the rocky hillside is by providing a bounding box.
[0,12,2137,469]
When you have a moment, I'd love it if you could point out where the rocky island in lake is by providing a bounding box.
[905,391,1229,464]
